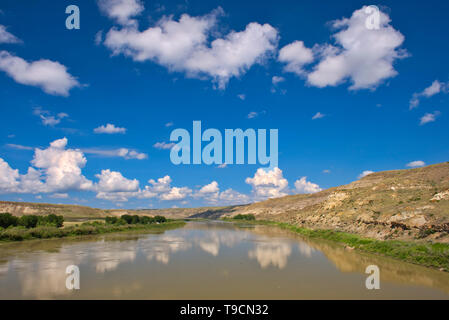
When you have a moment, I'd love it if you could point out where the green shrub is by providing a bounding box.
[37,214,64,227]
[0,227,31,241]
[18,215,39,228]
[0,213,19,228]
[154,215,167,223]
[105,216,118,224]
[233,214,256,221]
[29,226,65,239]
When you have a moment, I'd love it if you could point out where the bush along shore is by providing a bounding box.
[0,213,185,242]
[224,216,449,271]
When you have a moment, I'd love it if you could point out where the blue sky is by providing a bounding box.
[0,0,448,209]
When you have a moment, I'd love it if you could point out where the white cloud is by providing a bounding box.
[165,121,174,127]
[94,123,127,134]
[0,25,21,44]
[153,142,175,150]
[312,112,325,120]
[280,7,407,90]
[147,175,192,201]
[218,189,250,204]
[160,186,192,201]
[420,111,440,125]
[410,80,448,109]
[358,170,374,179]
[95,30,103,45]
[5,144,33,151]
[272,75,285,85]
[245,167,289,200]
[237,94,246,100]
[278,41,314,76]
[0,158,20,193]
[323,169,331,174]
[198,181,219,194]
[406,160,425,168]
[95,169,139,193]
[82,148,147,160]
[247,111,258,119]
[194,181,249,205]
[294,177,322,194]
[33,107,69,126]
[0,51,80,96]
[50,193,69,199]
[97,0,144,26]
[103,7,278,88]
[31,138,93,193]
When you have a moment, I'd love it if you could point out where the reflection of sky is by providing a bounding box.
[0,224,318,298]
[248,241,292,269]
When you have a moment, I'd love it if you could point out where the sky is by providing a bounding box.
[0,0,448,209]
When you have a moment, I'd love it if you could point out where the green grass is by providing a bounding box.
[224,218,449,271]
[0,220,186,242]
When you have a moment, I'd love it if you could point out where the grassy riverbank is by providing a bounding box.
[224,218,449,271]
[0,220,186,242]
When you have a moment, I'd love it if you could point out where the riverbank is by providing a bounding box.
[0,220,186,242]
[223,218,449,271]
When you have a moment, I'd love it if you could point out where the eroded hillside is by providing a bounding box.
[228,162,449,242]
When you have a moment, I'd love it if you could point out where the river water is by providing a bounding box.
[0,221,448,299]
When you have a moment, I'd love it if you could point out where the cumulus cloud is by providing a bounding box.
[147,175,192,201]
[406,160,425,168]
[245,167,289,200]
[410,80,448,109]
[294,177,322,194]
[103,7,278,88]
[0,158,20,193]
[420,111,440,125]
[31,138,93,192]
[95,169,139,193]
[0,138,93,194]
[194,181,250,205]
[0,51,80,96]
[280,7,407,90]
[94,123,127,134]
[358,170,374,179]
[198,181,219,194]
[97,0,144,26]
[278,41,314,76]
[0,25,21,44]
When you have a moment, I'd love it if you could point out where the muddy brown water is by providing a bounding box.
[0,221,448,299]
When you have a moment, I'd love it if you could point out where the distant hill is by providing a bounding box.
[1,162,448,242]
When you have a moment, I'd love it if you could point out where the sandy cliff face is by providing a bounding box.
[227,163,449,242]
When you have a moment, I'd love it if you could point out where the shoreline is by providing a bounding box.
[0,220,186,243]
[223,218,449,271]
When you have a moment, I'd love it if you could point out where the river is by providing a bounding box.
[0,221,448,299]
